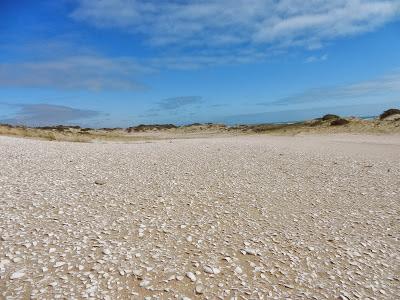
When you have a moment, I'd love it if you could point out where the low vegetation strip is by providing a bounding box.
[0,109,399,142]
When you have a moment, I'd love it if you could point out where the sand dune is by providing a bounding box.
[1,111,400,143]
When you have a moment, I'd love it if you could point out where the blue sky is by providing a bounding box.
[1,0,400,127]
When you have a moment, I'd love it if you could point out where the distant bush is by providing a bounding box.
[36,125,78,131]
[99,128,121,131]
[322,114,340,121]
[330,118,350,126]
[184,123,202,127]
[309,120,323,127]
[379,108,400,120]
[126,124,178,132]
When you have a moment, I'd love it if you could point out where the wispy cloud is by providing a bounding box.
[71,0,400,52]
[305,54,328,63]
[137,112,159,118]
[148,48,272,69]
[224,102,399,124]
[155,96,203,111]
[262,71,400,106]
[1,1,399,85]
[210,104,227,108]
[1,103,101,126]
[0,43,270,91]
[0,56,149,90]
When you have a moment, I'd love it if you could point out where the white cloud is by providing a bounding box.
[305,54,328,63]
[148,49,270,70]
[270,71,400,105]
[156,96,202,110]
[71,0,400,50]
[1,103,101,126]
[0,56,150,90]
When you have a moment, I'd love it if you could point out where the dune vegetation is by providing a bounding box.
[1,109,399,142]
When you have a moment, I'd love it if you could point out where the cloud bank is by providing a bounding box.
[224,102,400,124]
[0,56,147,91]
[1,103,101,126]
[3,1,399,91]
[156,96,202,110]
[268,71,400,105]
[72,0,400,51]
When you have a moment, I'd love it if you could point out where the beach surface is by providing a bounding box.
[0,134,399,299]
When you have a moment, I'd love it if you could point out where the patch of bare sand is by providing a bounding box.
[0,134,399,299]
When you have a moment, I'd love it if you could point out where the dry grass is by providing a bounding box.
[1,117,399,143]
[0,126,157,142]
[0,126,59,141]
[235,118,400,135]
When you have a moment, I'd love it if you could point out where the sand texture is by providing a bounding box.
[0,134,399,299]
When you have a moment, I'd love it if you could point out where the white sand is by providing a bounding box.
[0,134,399,299]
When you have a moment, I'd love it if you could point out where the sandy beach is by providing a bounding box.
[0,134,399,299]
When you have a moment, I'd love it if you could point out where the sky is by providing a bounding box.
[0,0,400,127]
